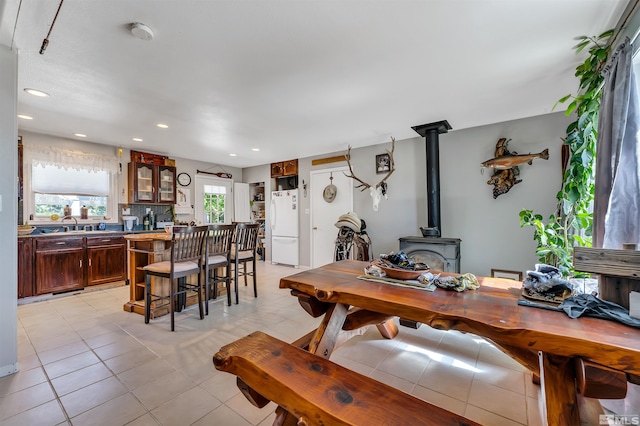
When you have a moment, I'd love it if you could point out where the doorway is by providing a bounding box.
[310,167,353,268]
[194,175,233,225]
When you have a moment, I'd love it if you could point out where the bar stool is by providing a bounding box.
[143,225,208,331]
[230,223,260,304]
[205,223,235,311]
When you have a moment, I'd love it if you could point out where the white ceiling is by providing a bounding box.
[1,0,629,168]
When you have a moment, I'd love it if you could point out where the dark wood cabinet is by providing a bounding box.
[19,233,127,298]
[18,238,34,298]
[128,162,176,204]
[283,159,298,176]
[87,236,126,286]
[271,159,298,178]
[34,236,85,295]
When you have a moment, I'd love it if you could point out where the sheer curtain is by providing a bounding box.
[593,37,640,249]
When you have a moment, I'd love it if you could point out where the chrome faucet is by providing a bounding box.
[61,216,78,231]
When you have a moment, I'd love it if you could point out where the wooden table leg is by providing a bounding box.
[309,303,349,359]
[539,351,580,425]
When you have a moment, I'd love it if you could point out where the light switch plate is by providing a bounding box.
[630,291,640,319]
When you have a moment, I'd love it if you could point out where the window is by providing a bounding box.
[203,184,226,224]
[32,164,109,218]
[24,143,119,223]
[194,175,232,225]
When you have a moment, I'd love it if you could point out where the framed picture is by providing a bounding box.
[376,153,391,174]
[491,269,523,281]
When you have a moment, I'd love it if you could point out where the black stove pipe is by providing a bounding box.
[411,120,452,236]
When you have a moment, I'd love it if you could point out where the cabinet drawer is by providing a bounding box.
[36,236,84,251]
[86,235,125,247]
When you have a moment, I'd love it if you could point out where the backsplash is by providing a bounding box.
[118,203,175,231]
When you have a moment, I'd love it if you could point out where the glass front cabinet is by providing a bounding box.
[128,162,176,204]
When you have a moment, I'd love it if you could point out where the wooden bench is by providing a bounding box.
[213,331,479,426]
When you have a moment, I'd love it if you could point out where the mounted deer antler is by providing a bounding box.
[344,137,395,211]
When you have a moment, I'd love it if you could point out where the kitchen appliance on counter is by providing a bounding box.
[270,189,299,267]
[123,215,138,231]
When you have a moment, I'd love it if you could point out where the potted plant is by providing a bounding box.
[520,30,614,278]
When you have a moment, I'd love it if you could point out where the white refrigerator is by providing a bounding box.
[270,189,299,267]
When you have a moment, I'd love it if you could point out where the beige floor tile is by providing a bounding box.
[85,329,133,349]
[0,365,48,397]
[192,404,252,426]
[225,392,275,425]
[38,340,90,365]
[59,376,128,418]
[417,356,476,402]
[17,353,41,371]
[411,384,467,416]
[474,359,526,394]
[43,350,101,379]
[477,340,529,372]
[132,370,197,410]
[376,341,432,382]
[369,369,416,394]
[117,358,177,391]
[467,380,528,424]
[70,392,148,426]
[464,404,526,426]
[330,354,375,377]
[123,413,161,426]
[0,382,56,420]
[104,347,159,375]
[150,386,221,425]
[93,336,147,361]
[524,372,541,399]
[199,371,241,403]
[0,399,67,426]
[51,362,113,396]
[527,396,543,426]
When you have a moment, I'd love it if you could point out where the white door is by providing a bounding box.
[194,175,233,224]
[233,182,251,222]
[310,167,353,268]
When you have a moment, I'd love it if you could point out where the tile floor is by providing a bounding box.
[3,262,547,425]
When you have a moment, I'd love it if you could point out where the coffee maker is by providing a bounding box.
[122,216,138,232]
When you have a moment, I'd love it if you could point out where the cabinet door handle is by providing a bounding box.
[56,241,66,245]
[101,239,110,242]
[89,258,92,267]
[80,259,82,268]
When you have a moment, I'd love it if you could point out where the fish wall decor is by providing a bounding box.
[482,138,549,198]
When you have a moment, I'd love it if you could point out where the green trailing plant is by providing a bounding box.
[520,30,614,277]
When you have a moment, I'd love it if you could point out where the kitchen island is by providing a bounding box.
[122,232,202,318]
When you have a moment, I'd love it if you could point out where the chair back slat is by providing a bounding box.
[208,224,236,256]
[171,225,209,265]
[235,223,260,252]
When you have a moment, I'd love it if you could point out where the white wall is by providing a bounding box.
[0,44,18,377]
[291,112,570,276]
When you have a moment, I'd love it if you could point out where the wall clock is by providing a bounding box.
[177,172,191,187]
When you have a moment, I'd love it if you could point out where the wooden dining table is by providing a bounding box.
[279,260,640,425]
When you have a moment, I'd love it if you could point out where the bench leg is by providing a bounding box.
[376,318,399,339]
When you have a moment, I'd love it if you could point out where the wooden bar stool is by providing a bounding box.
[230,223,260,304]
[205,224,235,311]
[143,225,208,331]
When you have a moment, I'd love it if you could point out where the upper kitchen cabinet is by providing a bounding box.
[128,162,176,204]
[270,159,298,178]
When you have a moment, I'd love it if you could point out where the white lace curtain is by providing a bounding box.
[23,143,119,173]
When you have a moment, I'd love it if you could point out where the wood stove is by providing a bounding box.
[399,236,461,273]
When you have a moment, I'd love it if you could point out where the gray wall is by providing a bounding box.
[0,45,18,377]
[288,112,570,276]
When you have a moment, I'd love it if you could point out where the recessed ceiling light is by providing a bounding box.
[252,148,260,152]
[157,123,168,129]
[229,153,237,157]
[132,137,143,142]
[74,133,87,138]
[17,114,33,120]
[24,88,49,97]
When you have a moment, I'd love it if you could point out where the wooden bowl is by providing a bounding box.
[373,261,429,280]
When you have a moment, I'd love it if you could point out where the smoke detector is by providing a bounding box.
[130,22,154,41]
